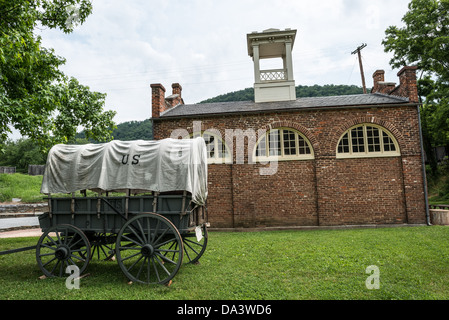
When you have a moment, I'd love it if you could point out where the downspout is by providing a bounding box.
[417,103,431,226]
[230,163,235,228]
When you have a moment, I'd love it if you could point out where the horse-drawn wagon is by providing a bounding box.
[1,137,209,285]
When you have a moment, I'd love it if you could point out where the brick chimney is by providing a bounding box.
[151,83,166,118]
[371,66,418,103]
[371,70,396,95]
[397,66,419,103]
[372,70,384,92]
[166,83,183,107]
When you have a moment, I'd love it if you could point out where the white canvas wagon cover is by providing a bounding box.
[41,138,208,205]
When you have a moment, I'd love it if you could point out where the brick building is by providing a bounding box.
[151,29,429,229]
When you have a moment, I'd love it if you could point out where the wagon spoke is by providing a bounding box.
[162,240,178,261]
[184,237,204,248]
[152,257,161,283]
[147,257,151,283]
[40,246,57,253]
[127,254,144,272]
[154,254,172,276]
[125,224,146,246]
[122,233,143,247]
[118,246,141,251]
[59,261,64,277]
[155,252,176,265]
[153,227,169,246]
[136,257,146,280]
[69,252,86,262]
[67,258,77,269]
[68,237,84,250]
[135,219,147,244]
[154,236,178,248]
[151,219,161,243]
[91,245,99,260]
[120,251,141,262]
[62,229,68,245]
[98,243,113,260]
[55,232,62,245]
[44,235,59,248]
[42,256,57,268]
[157,248,180,254]
[39,252,56,258]
[50,259,60,275]
[184,249,192,262]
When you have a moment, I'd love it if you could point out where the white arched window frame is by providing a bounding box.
[190,131,232,164]
[336,124,400,159]
[253,127,314,161]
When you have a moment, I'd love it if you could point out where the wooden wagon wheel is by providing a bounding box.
[115,214,184,285]
[179,224,208,264]
[36,224,91,278]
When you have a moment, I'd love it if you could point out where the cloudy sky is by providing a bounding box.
[37,0,411,126]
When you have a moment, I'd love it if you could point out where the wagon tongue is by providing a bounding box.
[0,245,37,256]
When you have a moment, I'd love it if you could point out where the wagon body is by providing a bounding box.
[38,192,205,235]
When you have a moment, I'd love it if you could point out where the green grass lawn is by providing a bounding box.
[0,174,45,203]
[1,226,449,300]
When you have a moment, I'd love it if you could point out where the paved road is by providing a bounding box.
[0,216,42,238]
[0,217,39,230]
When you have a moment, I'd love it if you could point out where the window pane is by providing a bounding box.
[256,136,267,157]
[217,140,226,158]
[338,133,350,153]
[351,127,365,153]
[268,130,281,156]
[298,136,311,154]
[283,130,297,155]
[383,132,396,152]
[203,133,215,158]
[366,126,381,152]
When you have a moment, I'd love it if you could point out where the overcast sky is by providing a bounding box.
[37,0,411,126]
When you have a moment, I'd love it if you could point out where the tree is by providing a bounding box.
[382,0,449,175]
[0,0,116,151]
[382,0,449,85]
[0,138,47,172]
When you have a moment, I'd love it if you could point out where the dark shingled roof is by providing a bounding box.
[158,93,411,119]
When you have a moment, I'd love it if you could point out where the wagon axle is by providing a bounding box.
[141,244,155,258]
[54,245,70,260]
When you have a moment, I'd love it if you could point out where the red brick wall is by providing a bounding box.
[153,105,427,228]
[316,157,407,226]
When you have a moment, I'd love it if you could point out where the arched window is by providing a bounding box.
[191,131,232,164]
[336,124,400,158]
[254,128,314,161]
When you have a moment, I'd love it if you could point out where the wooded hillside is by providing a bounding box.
[200,84,365,103]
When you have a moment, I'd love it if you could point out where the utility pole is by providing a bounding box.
[351,43,367,94]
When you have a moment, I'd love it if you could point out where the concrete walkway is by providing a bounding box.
[0,228,42,238]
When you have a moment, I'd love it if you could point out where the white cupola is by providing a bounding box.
[247,28,297,103]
